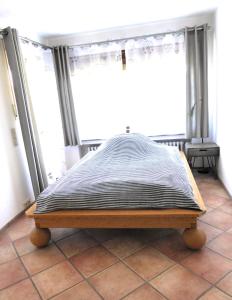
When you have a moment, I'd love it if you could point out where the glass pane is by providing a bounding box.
[70,34,186,140]
[20,42,66,183]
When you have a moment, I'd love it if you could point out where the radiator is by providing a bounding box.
[85,138,189,153]
[155,140,187,151]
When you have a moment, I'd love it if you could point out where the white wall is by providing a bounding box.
[0,40,33,229]
[215,4,232,195]
[45,12,215,46]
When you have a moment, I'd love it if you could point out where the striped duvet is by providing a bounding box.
[35,133,201,213]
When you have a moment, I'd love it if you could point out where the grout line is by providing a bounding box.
[47,280,103,300]
[51,228,80,243]
[205,244,232,261]
[0,249,18,266]
[100,242,175,297]
[52,231,104,299]
[46,279,86,300]
[68,260,104,300]
[213,269,232,286]
[10,242,43,300]
[0,277,28,293]
[47,280,85,300]
[204,244,232,261]
[54,239,100,259]
[195,285,214,299]
[198,218,230,233]
[216,283,232,298]
[120,282,169,300]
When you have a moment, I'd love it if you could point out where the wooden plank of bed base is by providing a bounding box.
[26,152,207,250]
[26,204,199,229]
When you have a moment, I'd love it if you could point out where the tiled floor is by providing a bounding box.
[0,172,232,299]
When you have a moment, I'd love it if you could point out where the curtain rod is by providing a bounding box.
[0,29,52,49]
[0,29,7,34]
[19,36,52,50]
[68,24,211,49]
[0,29,8,38]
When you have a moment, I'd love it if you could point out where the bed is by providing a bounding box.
[26,134,207,250]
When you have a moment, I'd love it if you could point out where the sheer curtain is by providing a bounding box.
[69,32,186,140]
[20,41,66,183]
[124,33,185,136]
[69,42,124,140]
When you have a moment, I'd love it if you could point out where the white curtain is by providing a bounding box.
[69,42,123,140]
[20,41,66,184]
[69,33,186,140]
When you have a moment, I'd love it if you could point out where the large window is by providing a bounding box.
[69,32,186,140]
[20,41,66,183]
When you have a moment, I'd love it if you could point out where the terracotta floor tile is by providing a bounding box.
[204,205,214,213]
[56,231,98,258]
[218,200,232,215]
[151,231,193,262]
[126,228,175,243]
[0,230,11,246]
[6,215,34,241]
[200,210,232,231]
[0,279,40,300]
[180,248,232,284]
[51,281,101,300]
[123,284,166,300]
[70,245,118,277]
[85,229,123,242]
[198,220,223,242]
[195,175,220,185]
[51,228,78,242]
[32,261,83,299]
[124,246,174,280]
[13,235,37,256]
[0,242,17,264]
[196,181,218,191]
[207,232,232,259]
[150,264,211,300]
[0,258,27,289]
[103,234,145,259]
[21,244,65,275]
[89,262,143,300]
[201,188,230,200]
[217,271,232,296]
[201,194,229,208]
[199,287,232,300]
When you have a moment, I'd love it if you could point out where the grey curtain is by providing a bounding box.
[53,46,80,146]
[3,27,48,198]
[185,24,208,139]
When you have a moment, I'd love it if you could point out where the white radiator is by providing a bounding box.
[85,138,189,153]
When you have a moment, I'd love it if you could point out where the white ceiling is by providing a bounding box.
[0,0,219,39]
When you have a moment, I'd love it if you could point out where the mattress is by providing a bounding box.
[35,133,201,213]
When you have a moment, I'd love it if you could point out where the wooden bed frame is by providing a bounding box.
[26,152,207,250]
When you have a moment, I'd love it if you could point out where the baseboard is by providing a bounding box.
[0,201,35,233]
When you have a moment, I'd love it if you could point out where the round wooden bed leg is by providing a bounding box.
[30,227,51,247]
[182,228,206,250]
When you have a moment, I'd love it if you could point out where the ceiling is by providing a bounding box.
[0,0,219,39]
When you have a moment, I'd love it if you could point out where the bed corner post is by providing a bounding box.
[30,225,51,248]
[182,223,206,250]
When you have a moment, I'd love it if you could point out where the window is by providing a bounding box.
[20,41,66,183]
[69,32,186,140]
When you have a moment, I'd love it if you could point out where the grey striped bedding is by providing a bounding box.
[35,133,201,213]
